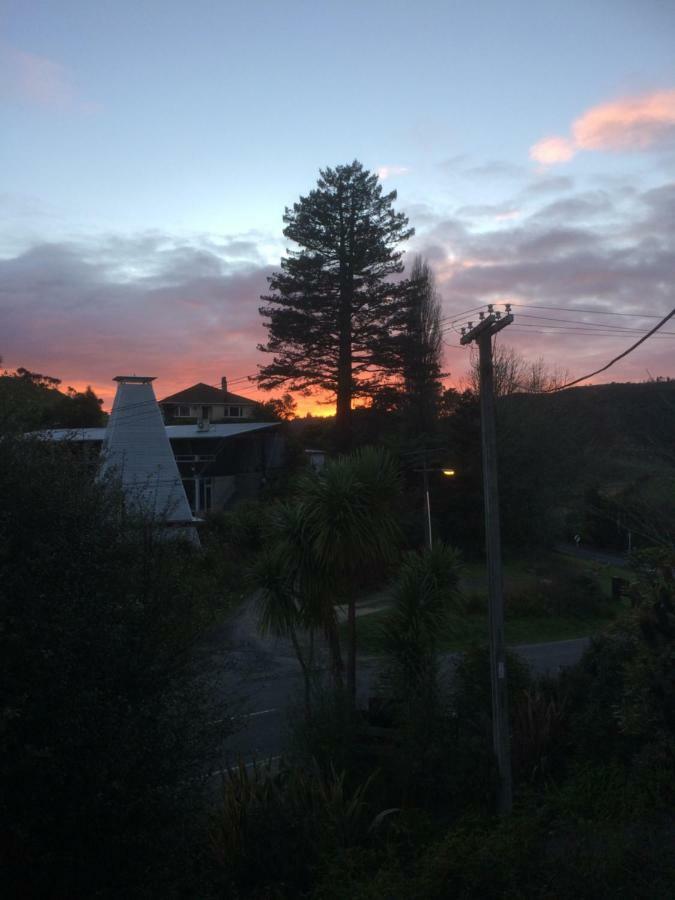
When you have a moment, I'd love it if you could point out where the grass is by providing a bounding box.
[349,608,614,655]
[346,549,631,656]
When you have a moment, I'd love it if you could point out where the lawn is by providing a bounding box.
[346,549,630,656]
[349,607,615,655]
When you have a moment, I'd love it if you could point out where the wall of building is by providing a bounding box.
[162,403,255,422]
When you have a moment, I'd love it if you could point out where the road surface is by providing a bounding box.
[201,600,591,765]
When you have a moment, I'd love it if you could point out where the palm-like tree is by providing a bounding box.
[253,447,402,713]
[251,501,340,716]
[382,543,463,700]
[301,446,402,707]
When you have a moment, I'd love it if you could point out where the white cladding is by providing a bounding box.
[100,378,196,531]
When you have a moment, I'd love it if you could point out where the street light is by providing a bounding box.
[414,464,456,550]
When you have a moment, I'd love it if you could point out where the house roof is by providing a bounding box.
[159,382,254,406]
[30,422,279,442]
[99,378,198,534]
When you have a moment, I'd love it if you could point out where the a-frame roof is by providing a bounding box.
[100,378,198,541]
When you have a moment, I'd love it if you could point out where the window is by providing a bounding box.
[182,477,212,513]
[198,477,212,512]
[228,406,241,417]
[177,405,191,417]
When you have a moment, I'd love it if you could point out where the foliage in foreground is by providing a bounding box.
[0,436,227,898]
[209,564,675,899]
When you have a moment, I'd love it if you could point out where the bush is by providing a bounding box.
[202,498,270,557]
[0,436,228,897]
[506,572,611,620]
[209,760,375,897]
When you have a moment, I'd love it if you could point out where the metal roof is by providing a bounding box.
[99,379,197,535]
[29,422,279,442]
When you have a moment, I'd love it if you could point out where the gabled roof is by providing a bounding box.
[159,382,254,406]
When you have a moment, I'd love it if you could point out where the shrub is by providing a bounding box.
[0,436,228,897]
[209,760,375,897]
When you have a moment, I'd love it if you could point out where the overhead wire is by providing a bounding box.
[507,302,664,319]
[534,307,675,392]
[510,322,675,339]
[514,313,675,334]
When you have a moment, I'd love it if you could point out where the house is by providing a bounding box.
[159,377,256,424]
[33,376,285,517]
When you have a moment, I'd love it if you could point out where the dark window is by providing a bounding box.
[199,477,212,511]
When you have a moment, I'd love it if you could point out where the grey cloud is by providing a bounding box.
[463,160,527,180]
[521,175,575,197]
[532,191,614,223]
[413,180,675,323]
[0,233,273,388]
[456,201,520,219]
[436,154,469,172]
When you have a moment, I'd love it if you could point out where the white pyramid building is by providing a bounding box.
[100,376,199,544]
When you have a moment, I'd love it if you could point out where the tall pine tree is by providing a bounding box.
[256,161,413,446]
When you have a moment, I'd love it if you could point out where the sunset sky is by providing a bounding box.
[2,0,675,413]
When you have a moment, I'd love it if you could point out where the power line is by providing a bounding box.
[508,302,664,319]
[510,326,674,340]
[536,307,675,392]
[514,313,675,334]
[439,304,489,326]
[510,322,675,339]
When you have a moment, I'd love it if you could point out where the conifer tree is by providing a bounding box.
[399,255,444,432]
[257,161,413,446]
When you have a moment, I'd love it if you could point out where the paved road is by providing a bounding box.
[555,542,629,568]
[203,601,590,765]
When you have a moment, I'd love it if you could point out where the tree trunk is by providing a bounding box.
[290,628,312,720]
[335,217,353,451]
[325,619,344,690]
[347,597,357,710]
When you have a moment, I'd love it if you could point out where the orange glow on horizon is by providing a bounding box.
[53,375,336,418]
[59,372,463,417]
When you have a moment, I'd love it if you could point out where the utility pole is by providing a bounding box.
[461,304,514,814]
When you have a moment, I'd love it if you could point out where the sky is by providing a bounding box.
[2,0,675,412]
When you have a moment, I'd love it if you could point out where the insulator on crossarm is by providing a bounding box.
[468,321,473,329]
[487,304,494,314]
[505,303,512,314]
[479,311,485,320]
[495,311,502,319]
[461,327,466,336]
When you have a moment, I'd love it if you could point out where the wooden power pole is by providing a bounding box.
[461,306,514,814]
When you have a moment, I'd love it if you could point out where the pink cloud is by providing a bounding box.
[530,136,575,165]
[530,89,675,166]
[0,44,98,112]
[573,89,675,151]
